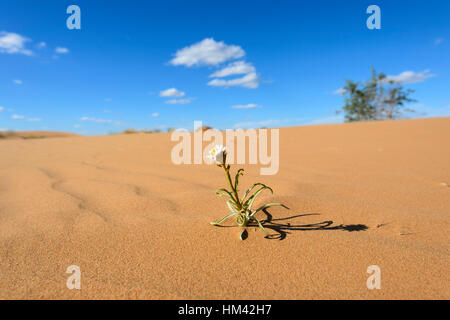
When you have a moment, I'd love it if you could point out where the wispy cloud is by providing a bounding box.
[0,106,4,112]
[209,61,255,78]
[333,87,346,95]
[37,41,46,49]
[0,31,32,55]
[231,103,261,109]
[434,38,444,45]
[159,88,185,97]
[13,79,22,85]
[11,114,42,122]
[383,69,436,84]
[80,116,122,125]
[333,70,436,94]
[151,112,159,117]
[159,88,194,104]
[208,72,259,89]
[55,47,69,54]
[165,98,194,104]
[169,38,244,67]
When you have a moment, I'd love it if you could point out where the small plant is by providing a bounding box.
[209,145,289,240]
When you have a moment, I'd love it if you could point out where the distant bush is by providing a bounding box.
[197,125,213,132]
[0,131,17,139]
[338,67,416,122]
[122,129,138,134]
[121,128,168,134]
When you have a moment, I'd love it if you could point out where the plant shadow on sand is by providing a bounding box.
[221,209,368,240]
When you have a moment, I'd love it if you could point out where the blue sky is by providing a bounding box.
[0,0,449,135]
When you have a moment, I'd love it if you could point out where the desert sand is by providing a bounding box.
[0,131,79,140]
[0,117,449,299]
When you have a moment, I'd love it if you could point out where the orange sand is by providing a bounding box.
[0,117,449,299]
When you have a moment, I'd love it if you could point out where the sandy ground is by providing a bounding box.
[0,117,449,299]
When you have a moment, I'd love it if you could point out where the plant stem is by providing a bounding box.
[223,165,241,208]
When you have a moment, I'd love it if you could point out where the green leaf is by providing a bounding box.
[216,188,236,202]
[242,183,266,203]
[210,212,238,225]
[227,200,239,213]
[244,185,273,211]
[251,216,270,237]
[234,168,244,192]
[250,203,289,217]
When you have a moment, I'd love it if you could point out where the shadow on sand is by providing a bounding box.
[234,210,368,240]
[256,210,368,240]
[214,209,368,240]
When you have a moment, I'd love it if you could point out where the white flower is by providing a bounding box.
[208,145,226,164]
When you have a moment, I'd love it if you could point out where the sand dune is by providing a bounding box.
[0,117,449,299]
[0,131,79,140]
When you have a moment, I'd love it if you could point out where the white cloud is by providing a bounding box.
[209,61,255,78]
[165,98,194,104]
[37,42,46,49]
[333,87,347,95]
[434,38,444,45]
[159,88,185,97]
[208,72,259,89]
[0,31,32,55]
[231,103,261,109]
[151,112,159,117]
[0,106,4,112]
[169,38,245,67]
[80,117,122,125]
[383,69,436,84]
[55,47,69,54]
[13,79,22,85]
[10,114,41,121]
[104,98,112,102]
[74,124,81,128]
[169,38,261,89]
